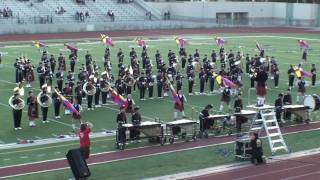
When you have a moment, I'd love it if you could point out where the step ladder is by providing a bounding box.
[248,110,289,155]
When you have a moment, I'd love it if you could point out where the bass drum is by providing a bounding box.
[304,95,320,112]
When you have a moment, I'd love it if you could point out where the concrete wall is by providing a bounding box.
[146,1,318,21]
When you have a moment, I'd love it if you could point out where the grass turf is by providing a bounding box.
[0,33,320,143]
[6,129,320,180]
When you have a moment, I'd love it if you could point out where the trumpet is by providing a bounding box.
[8,96,25,110]
[83,81,96,96]
[37,92,52,107]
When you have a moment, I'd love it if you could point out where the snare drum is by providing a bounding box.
[304,95,320,111]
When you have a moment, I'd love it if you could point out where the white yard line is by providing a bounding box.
[1,35,319,49]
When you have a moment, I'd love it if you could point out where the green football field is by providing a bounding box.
[0,33,320,145]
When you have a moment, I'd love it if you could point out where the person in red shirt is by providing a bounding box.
[78,122,93,160]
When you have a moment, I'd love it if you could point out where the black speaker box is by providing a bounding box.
[66,148,91,179]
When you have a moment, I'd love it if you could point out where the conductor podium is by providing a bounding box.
[66,149,91,179]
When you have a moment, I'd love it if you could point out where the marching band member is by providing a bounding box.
[296,77,306,104]
[27,90,39,127]
[200,104,214,132]
[138,72,147,100]
[70,55,76,73]
[283,89,292,120]
[302,49,307,63]
[63,82,73,114]
[116,106,127,144]
[37,62,46,88]
[25,61,35,88]
[147,74,154,99]
[220,87,231,111]
[156,71,163,98]
[86,75,95,111]
[249,133,264,165]
[176,72,183,92]
[209,70,215,94]
[117,48,124,64]
[311,64,316,87]
[288,65,295,90]
[255,67,268,107]
[199,68,206,95]
[273,64,280,88]
[275,93,284,125]
[74,81,83,105]
[211,50,217,63]
[234,93,246,132]
[66,71,75,89]
[14,59,23,83]
[130,107,141,142]
[173,90,187,120]
[72,97,82,129]
[245,54,250,74]
[58,53,66,72]
[39,84,50,123]
[141,47,148,69]
[49,54,56,73]
[11,88,23,130]
[56,70,64,91]
[126,94,135,113]
[52,86,61,119]
[100,73,109,105]
[130,48,137,59]
[94,75,101,108]
[188,69,195,95]
[179,48,187,69]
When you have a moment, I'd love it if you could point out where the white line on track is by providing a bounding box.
[233,164,314,180]
[281,171,320,180]
[1,126,320,179]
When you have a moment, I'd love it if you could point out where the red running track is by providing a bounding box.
[0,122,319,178]
[188,154,320,180]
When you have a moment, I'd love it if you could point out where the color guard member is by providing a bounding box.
[27,90,38,127]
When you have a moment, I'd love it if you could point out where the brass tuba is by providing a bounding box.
[100,79,111,93]
[37,84,52,107]
[8,88,25,110]
[83,81,96,96]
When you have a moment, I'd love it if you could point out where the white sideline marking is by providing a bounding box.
[1,35,319,49]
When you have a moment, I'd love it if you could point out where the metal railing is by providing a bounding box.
[0,14,150,24]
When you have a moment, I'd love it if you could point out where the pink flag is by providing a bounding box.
[111,90,128,108]
[64,43,78,54]
[169,83,182,108]
[215,37,225,47]
[101,34,115,47]
[54,89,80,118]
[222,76,239,89]
[300,69,313,78]
[136,38,146,47]
[175,37,188,48]
[298,40,310,49]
